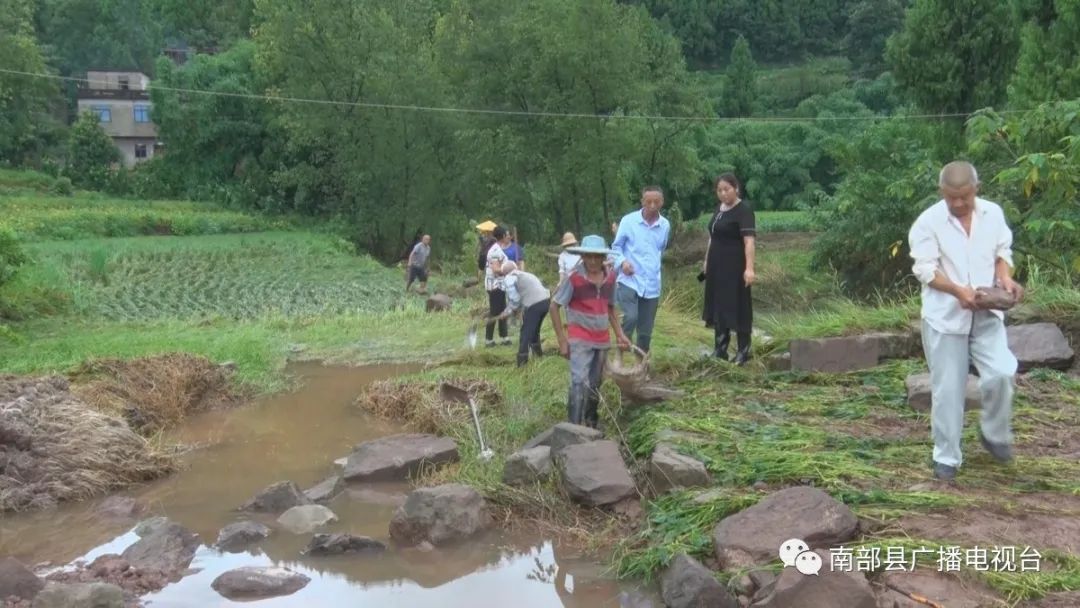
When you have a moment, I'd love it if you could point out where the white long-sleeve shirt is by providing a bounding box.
[908,197,1015,335]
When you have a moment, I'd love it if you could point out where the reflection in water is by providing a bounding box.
[2,362,653,607]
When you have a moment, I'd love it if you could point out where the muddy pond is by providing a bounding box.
[1,362,653,607]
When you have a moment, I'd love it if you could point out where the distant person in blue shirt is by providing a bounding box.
[504,235,525,271]
[611,186,671,353]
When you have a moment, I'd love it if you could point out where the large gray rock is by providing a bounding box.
[426,294,452,312]
[96,496,144,520]
[905,372,981,412]
[1008,323,1075,371]
[277,505,338,534]
[754,549,876,608]
[239,481,313,513]
[121,520,200,575]
[649,444,711,494]
[713,487,858,569]
[0,557,44,601]
[134,516,169,537]
[875,570,997,608]
[863,331,921,360]
[32,582,123,608]
[559,440,636,507]
[216,521,271,552]
[522,427,555,451]
[304,533,387,556]
[660,554,738,608]
[344,434,459,482]
[789,336,880,373]
[304,475,344,503]
[502,446,553,486]
[548,423,604,458]
[211,566,310,600]
[388,484,491,546]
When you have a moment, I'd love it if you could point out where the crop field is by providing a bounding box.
[25,232,412,322]
[691,210,817,233]
[1,194,280,241]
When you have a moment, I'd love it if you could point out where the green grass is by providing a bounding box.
[691,210,818,234]
[0,168,59,195]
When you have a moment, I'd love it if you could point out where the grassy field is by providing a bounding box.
[3,170,1079,605]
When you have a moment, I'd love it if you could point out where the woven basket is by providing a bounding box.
[607,345,650,385]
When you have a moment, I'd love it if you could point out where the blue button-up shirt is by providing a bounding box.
[611,209,670,298]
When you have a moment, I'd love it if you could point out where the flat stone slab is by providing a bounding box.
[502,446,553,486]
[1007,323,1075,371]
[649,444,710,494]
[211,566,310,600]
[559,440,636,507]
[304,475,344,503]
[905,372,981,412]
[789,336,880,373]
[304,533,387,556]
[239,481,313,513]
[756,549,876,608]
[713,486,858,569]
[876,570,998,608]
[277,505,338,534]
[660,554,737,608]
[216,521,271,552]
[863,331,922,360]
[548,423,604,457]
[344,434,459,482]
[389,484,491,546]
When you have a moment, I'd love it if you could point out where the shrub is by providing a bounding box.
[0,225,28,288]
[49,176,73,196]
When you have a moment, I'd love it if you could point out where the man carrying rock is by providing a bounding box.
[497,261,550,367]
[907,160,1024,481]
[550,235,631,428]
[406,234,432,294]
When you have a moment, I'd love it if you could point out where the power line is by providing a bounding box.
[0,66,1059,124]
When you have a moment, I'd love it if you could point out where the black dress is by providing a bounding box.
[702,201,756,333]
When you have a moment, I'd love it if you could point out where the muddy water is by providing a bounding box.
[1,362,650,608]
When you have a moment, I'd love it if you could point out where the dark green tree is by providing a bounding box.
[0,0,63,165]
[885,0,1020,114]
[843,0,906,75]
[63,111,120,190]
[720,34,756,117]
[1008,0,1080,109]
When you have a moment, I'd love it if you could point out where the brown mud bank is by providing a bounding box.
[1,354,245,513]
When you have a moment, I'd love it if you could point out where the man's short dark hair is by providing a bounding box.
[642,185,664,197]
[493,226,508,240]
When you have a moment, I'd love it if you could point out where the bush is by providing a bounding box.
[49,176,74,196]
[0,225,28,288]
[810,118,942,298]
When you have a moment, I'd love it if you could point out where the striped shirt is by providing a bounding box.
[552,264,616,346]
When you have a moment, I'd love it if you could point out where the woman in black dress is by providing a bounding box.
[702,173,756,364]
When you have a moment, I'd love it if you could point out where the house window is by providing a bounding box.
[134,106,151,123]
[134,144,148,159]
[92,106,111,122]
[119,76,130,91]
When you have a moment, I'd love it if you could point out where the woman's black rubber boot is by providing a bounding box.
[713,330,730,361]
[734,331,751,366]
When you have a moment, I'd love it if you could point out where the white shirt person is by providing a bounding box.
[907,161,1024,481]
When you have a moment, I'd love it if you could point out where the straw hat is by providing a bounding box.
[565,234,615,256]
[560,232,578,247]
[475,220,497,232]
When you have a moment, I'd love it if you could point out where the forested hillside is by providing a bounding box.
[2,0,1079,293]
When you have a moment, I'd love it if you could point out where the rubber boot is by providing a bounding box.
[584,392,600,429]
[713,329,730,361]
[734,331,752,366]
[567,387,586,426]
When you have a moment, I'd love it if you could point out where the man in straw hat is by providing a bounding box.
[550,235,631,428]
[557,232,581,284]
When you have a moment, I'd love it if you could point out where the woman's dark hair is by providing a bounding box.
[715,173,742,196]
[493,226,508,240]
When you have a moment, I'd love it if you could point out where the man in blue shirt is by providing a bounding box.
[611,186,670,353]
